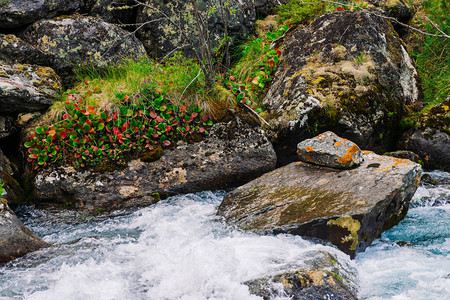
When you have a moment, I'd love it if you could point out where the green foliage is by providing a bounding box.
[277,0,327,25]
[227,24,291,111]
[411,0,449,105]
[0,179,4,197]
[25,86,213,170]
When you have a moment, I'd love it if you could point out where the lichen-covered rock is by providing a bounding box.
[0,34,54,67]
[0,63,62,114]
[368,0,415,23]
[22,15,147,85]
[384,150,421,164]
[0,198,49,263]
[245,250,358,299]
[31,121,276,211]
[89,0,137,25]
[254,0,289,17]
[263,11,423,161]
[399,97,450,171]
[136,0,256,57]
[218,150,421,258]
[297,131,363,169]
[0,0,84,29]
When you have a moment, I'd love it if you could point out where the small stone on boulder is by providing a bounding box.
[297,131,363,169]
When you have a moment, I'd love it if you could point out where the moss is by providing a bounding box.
[327,216,361,251]
[151,192,161,201]
[139,146,163,163]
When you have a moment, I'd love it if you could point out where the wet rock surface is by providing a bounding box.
[0,63,62,114]
[0,0,84,29]
[245,250,358,299]
[218,150,421,258]
[22,15,147,85]
[263,10,422,159]
[32,121,276,211]
[297,131,363,169]
[136,0,256,57]
[0,199,49,263]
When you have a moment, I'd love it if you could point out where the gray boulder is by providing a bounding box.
[22,15,147,86]
[136,0,256,57]
[399,97,450,171]
[32,121,276,211]
[0,198,49,263]
[245,250,358,299]
[0,0,84,29]
[263,10,423,159]
[218,150,421,258]
[297,131,363,169]
[0,63,62,114]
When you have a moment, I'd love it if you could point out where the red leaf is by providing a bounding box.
[229,75,236,81]
[180,106,187,112]
[62,113,71,120]
[199,127,205,133]
[335,7,345,11]
[112,127,120,135]
[150,111,157,119]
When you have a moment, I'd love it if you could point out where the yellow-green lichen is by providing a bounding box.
[327,216,360,250]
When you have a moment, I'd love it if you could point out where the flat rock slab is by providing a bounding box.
[297,131,363,169]
[0,199,49,263]
[218,151,421,258]
[32,121,276,211]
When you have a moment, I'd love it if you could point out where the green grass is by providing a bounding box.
[411,0,449,105]
[0,179,4,197]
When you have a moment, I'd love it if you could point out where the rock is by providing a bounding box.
[0,34,53,67]
[218,150,421,258]
[297,131,363,169]
[89,0,137,25]
[245,250,358,299]
[263,11,423,162]
[399,97,450,171]
[0,198,49,263]
[0,115,16,139]
[0,63,62,114]
[136,0,256,57]
[22,15,147,86]
[368,0,415,23]
[0,149,24,205]
[31,121,276,211]
[254,0,289,17]
[399,128,450,171]
[0,0,84,29]
[384,150,421,164]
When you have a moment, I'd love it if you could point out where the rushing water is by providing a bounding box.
[0,171,449,299]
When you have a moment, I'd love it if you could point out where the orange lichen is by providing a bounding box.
[337,144,360,166]
[305,146,314,152]
[334,142,342,146]
[304,155,313,162]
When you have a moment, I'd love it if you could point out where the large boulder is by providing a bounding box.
[135,0,256,57]
[22,15,147,85]
[263,10,422,164]
[218,144,421,258]
[31,121,276,211]
[245,250,358,299]
[0,63,62,114]
[0,198,49,263]
[368,0,415,24]
[0,0,84,29]
[399,97,450,171]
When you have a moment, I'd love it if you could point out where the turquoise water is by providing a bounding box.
[0,171,449,299]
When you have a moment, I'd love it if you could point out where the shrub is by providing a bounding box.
[25,86,213,170]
